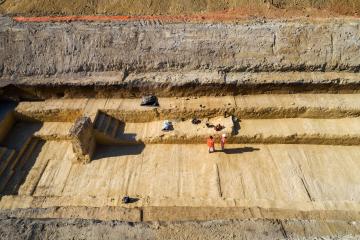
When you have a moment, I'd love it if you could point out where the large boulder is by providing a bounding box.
[69,116,95,164]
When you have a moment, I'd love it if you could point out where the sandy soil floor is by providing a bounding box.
[2,141,360,222]
[20,143,360,202]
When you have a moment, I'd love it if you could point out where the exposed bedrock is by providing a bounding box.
[1,17,360,95]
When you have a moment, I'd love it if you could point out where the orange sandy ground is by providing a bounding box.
[13,7,360,23]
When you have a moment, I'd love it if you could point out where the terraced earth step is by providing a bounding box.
[233,118,360,145]
[93,117,360,145]
[94,114,233,144]
[33,122,73,140]
[15,94,360,122]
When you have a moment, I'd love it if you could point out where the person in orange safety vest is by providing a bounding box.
[207,136,215,153]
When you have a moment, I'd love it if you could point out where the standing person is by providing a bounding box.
[221,134,227,151]
[207,136,215,153]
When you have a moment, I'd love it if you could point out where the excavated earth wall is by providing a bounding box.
[1,17,360,98]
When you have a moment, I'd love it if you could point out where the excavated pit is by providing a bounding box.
[1,16,360,238]
[2,95,360,225]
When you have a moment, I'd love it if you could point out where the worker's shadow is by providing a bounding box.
[223,147,260,154]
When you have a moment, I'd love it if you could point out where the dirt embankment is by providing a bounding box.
[1,18,360,79]
[0,0,360,19]
[1,16,360,99]
[0,211,359,240]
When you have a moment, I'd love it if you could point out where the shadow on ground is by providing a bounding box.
[114,122,139,142]
[1,121,43,150]
[0,101,18,120]
[92,144,145,161]
[0,116,45,195]
[223,147,260,154]
[1,139,45,195]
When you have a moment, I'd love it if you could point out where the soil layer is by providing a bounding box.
[1,0,360,19]
[0,211,359,240]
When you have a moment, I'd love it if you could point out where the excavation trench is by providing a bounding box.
[2,16,360,235]
[2,91,360,222]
